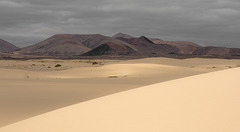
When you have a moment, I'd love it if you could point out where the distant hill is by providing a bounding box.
[112,32,134,39]
[8,33,240,59]
[0,52,4,57]
[0,39,19,52]
[149,38,163,42]
[82,42,137,56]
[193,46,240,57]
[116,36,180,56]
[149,38,202,54]
[0,52,11,58]
[17,34,136,56]
[229,48,240,56]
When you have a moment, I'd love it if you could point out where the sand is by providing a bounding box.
[1,67,239,132]
[0,57,240,127]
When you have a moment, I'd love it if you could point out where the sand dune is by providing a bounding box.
[48,63,178,78]
[1,68,239,132]
[1,58,240,127]
[0,63,179,79]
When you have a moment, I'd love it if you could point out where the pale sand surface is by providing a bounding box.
[0,57,240,127]
[1,67,239,132]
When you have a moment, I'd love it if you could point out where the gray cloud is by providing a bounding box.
[0,0,240,48]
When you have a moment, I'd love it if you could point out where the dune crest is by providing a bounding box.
[1,68,239,132]
[48,63,178,78]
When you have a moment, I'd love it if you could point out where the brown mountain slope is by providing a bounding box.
[149,38,163,42]
[17,34,137,56]
[0,39,19,52]
[16,35,90,56]
[116,36,180,57]
[193,46,240,57]
[0,52,12,58]
[82,42,137,56]
[112,32,134,38]
[229,48,240,56]
[0,52,4,57]
[79,34,137,50]
[149,38,202,54]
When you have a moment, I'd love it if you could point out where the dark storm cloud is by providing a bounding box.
[0,0,240,48]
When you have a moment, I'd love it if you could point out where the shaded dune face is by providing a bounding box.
[0,39,19,52]
[0,68,239,132]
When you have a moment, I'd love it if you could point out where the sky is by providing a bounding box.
[0,0,240,48]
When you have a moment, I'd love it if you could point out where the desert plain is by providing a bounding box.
[0,57,240,132]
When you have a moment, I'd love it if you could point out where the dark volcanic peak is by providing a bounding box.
[3,33,240,59]
[17,34,91,56]
[112,32,134,38]
[149,38,202,54]
[138,36,154,44]
[117,36,152,46]
[17,34,137,57]
[0,39,19,52]
[82,42,137,56]
[48,34,106,49]
[116,36,180,56]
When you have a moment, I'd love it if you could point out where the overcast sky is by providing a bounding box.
[0,0,240,48]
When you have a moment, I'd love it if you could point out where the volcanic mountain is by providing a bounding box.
[0,39,19,52]
[193,46,240,57]
[82,42,137,56]
[149,38,202,54]
[0,52,4,57]
[17,34,137,56]
[112,32,134,39]
[116,36,180,56]
[13,33,240,59]
[149,38,163,42]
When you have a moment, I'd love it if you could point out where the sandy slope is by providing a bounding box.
[1,68,239,132]
[0,58,240,127]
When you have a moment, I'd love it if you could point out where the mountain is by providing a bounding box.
[149,38,202,54]
[0,39,19,52]
[149,38,163,41]
[0,52,11,58]
[229,48,240,56]
[9,33,240,59]
[112,32,134,38]
[17,34,137,56]
[0,52,4,57]
[82,42,137,56]
[116,36,180,56]
[193,46,240,57]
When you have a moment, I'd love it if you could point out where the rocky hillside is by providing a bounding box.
[0,39,19,52]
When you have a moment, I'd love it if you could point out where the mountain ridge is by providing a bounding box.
[0,39,19,52]
[2,33,240,59]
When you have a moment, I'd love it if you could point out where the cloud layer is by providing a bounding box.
[0,0,240,47]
